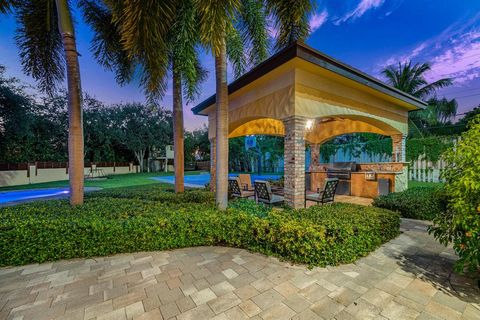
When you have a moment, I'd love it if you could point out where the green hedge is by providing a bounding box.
[87,185,215,204]
[372,186,446,220]
[0,192,400,267]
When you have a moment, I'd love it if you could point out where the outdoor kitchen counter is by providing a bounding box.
[308,170,401,198]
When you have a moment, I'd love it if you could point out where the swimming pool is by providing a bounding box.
[151,173,282,188]
[0,187,101,205]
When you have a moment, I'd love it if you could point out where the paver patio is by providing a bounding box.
[0,219,479,320]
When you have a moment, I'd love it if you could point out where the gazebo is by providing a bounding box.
[192,41,426,209]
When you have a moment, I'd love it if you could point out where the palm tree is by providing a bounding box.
[80,0,205,193]
[3,0,85,205]
[383,61,453,99]
[170,1,207,193]
[194,0,314,209]
[382,61,457,133]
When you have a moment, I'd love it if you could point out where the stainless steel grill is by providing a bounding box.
[324,162,357,195]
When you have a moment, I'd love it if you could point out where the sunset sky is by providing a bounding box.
[1,0,479,130]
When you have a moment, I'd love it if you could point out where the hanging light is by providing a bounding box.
[305,119,314,131]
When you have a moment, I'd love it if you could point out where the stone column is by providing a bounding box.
[209,138,216,192]
[391,134,406,162]
[309,144,321,171]
[283,116,306,209]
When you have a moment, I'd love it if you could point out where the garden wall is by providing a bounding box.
[0,162,139,187]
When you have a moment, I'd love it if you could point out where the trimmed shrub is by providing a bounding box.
[429,115,480,273]
[88,185,215,205]
[0,192,400,267]
[372,186,446,220]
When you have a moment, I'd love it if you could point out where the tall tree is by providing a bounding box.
[195,0,314,209]
[382,61,457,134]
[81,0,205,193]
[170,0,206,193]
[4,0,85,205]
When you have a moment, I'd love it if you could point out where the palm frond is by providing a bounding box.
[0,0,14,14]
[194,0,241,55]
[266,0,314,50]
[79,0,134,86]
[14,0,64,96]
[108,0,176,101]
[383,61,453,100]
[238,0,268,66]
[170,0,206,102]
[226,25,246,78]
[413,78,453,99]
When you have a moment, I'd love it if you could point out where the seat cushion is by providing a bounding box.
[270,194,284,204]
[241,190,255,198]
[305,193,321,201]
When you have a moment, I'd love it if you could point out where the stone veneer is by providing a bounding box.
[391,134,406,162]
[283,116,306,209]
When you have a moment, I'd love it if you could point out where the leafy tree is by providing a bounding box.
[0,65,36,162]
[83,95,117,162]
[382,61,457,135]
[429,115,480,273]
[459,105,480,126]
[113,104,172,172]
[229,135,284,173]
[4,0,85,205]
[184,126,210,163]
[0,65,68,162]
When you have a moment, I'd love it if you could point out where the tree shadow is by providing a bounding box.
[387,227,480,304]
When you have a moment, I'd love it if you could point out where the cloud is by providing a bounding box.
[309,9,329,33]
[426,31,480,84]
[379,12,480,85]
[335,0,385,25]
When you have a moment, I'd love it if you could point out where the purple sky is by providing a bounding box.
[1,0,479,130]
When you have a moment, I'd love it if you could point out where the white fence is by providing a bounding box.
[408,159,447,183]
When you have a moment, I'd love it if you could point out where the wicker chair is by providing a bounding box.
[228,177,255,199]
[254,180,284,206]
[305,178,339,206]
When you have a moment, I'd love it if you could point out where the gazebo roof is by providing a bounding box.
[192,41,427,115]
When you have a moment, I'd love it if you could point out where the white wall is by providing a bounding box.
[0,164,139,187]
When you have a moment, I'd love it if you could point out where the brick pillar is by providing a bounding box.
[283,116,306,209]
[210,138,216,192]
[391,134,406,162]
[309,144,321,171]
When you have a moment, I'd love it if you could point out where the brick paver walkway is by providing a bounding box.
[1,219,479,320]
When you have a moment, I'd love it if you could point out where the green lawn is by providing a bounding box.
[0,171,206,191]
[408,180,444,189]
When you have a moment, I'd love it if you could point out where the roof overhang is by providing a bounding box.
[192,41,427,116]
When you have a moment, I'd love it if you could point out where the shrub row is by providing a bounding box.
[0,192,400,267]
[372,186,446,220]
[87,185,215,204]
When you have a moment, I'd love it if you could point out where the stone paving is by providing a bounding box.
[0,219,479,320]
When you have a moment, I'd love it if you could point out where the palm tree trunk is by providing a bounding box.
[215,38,229,210]
[172,66,184,193]
[56,0,84,206]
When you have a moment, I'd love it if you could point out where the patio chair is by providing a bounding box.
[254,180,284,206]
[228,177,255,199]
[305,178,339,206]
[238,173,253,191]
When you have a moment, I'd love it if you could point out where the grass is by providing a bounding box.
[408,180,444,189]
[0,171,206,191]
[1,172,442,193]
